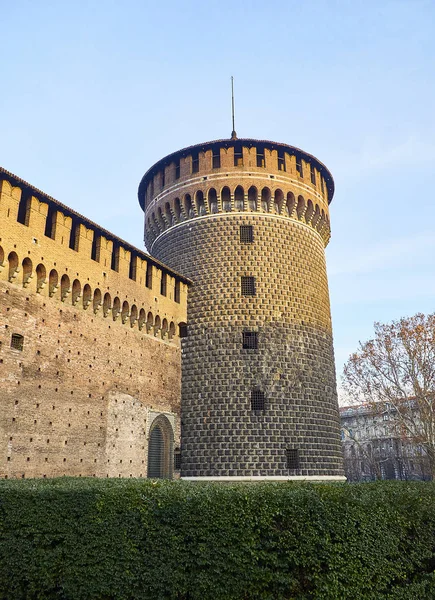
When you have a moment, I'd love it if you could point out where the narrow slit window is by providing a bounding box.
[310,164,316,185]
[278,150,286,172]
[240,225,253,243]
[11,333,24,351]
[69,220,80,252]
[243,331,258,349]
[161,169,165,189]
[44,205,57,239]
[91,233,100,262]
[321,177,324,194]
[251,389,265,411]
[174,280,180,303]
[234,146,243,166]
[17,195,31,226]
[174,449,181,470]
[146,262,153,289]
[296,158,303,178]
[241,276,256,296]
[175,159,180,179]
[192,153,199,174]
[111,244,120,272]
[129,254,136,281]
[286,449,300,469]
[212,150,220,169]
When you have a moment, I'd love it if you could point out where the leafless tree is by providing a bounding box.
[342,313,435,479]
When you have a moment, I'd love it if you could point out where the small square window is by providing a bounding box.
[241,276,256,296]
[251,389,265,411]
[243,332,258,349]
[240,225,253,243]
[11,334,24,351]
[286,449,299,469]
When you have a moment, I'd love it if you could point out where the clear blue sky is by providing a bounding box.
[2,1,435,397]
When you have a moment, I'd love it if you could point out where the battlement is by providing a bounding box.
[138,139,332,250]
[0,169,188,342]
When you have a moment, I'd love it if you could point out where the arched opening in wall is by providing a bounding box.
[248,186,257,211]
[112,296,121,320]
[72,279,81,305]
[234,186,244,211]
[82,284,92,309]
[161,318,168,339]
[261,188,271,212]
[146,311,154,333]
[174,198,181,222]
[195,191,206,216]
[305,199,314,224]
[60,274,70,301]
[121,301,129,324]
[311,204,321,228]
[169,321,176,340]
[147,415,174,479]
[296,195,305,220]
[8,252,19,282]
[36,263,46,293]
[164,202,173,226]
[154,315,161,337]
[48,269,58,297]
[221,186,231,212]
[103,292,111,316]
[184,194,194,219]
[17,194,31,226]
[130,304,138,327]
[138,308,146,330]
[286,192,296,217]
[208,188,218,214]
[93,288,102,313]
[22,257,33,287]
[274,189,284,214]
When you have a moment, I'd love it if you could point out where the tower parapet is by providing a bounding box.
[139,138,344,480]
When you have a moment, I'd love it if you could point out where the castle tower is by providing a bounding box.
[138,138,345,480]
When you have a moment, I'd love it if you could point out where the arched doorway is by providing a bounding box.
[147,415,174,479]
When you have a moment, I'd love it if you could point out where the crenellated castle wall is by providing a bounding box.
[0,169,188,479]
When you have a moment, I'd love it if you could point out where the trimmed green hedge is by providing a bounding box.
[0,480,434,599]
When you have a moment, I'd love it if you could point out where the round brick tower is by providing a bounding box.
[138,138,345,480]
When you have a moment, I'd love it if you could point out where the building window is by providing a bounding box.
[179,323,187,338]
[234,145,243,166]
[174,280,180,303]
[174,449,181,471]
[240,225,253,243]
[296,158,303,178]
[256,148,265,167]
[310,164,316,185]
[251,389,265,411]
[212,150,220,169]
[278,150,286,171]
[129,254,136,281]
[286,448,299,469]
[175,159,180,179]
[111,244,120,272]
[241,276,256,296]
[160,272,167,296]
[243,331,258,349]
[11,333,24,351]
[321,177,324,194]
[161,169,165,189]
[146,262,153,289]
[192,153,199,174]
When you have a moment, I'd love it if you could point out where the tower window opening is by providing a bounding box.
[240,225,253,243]
[160,272,167,296]
[234,146,243,167]
[286,448,300,469]
[310,164,316,185]
[212,150,220,169]
[256,148,265,168]
[243,331,258,349]
[192,153,199,174]
[44,205,57,239]
[111,244,120,272]
[11,333,24,351]
[175,159,180,179]
[278,150,286,172]
[251,389,265,411]
[161,169,165,189]
[321,177,324,194]
[146,262,153,289]
[91,233,100,262]
[179,323,188,338]
[17,194,31,226]
[174,280,181,303]
[69,219,80,252]
[241,276,256,296]
[296,158,303,178]
[129,254,136,281]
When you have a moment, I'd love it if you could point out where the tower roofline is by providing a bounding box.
[138,138,335,211]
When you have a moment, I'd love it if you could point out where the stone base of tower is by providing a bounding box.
[182,475,347,482]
